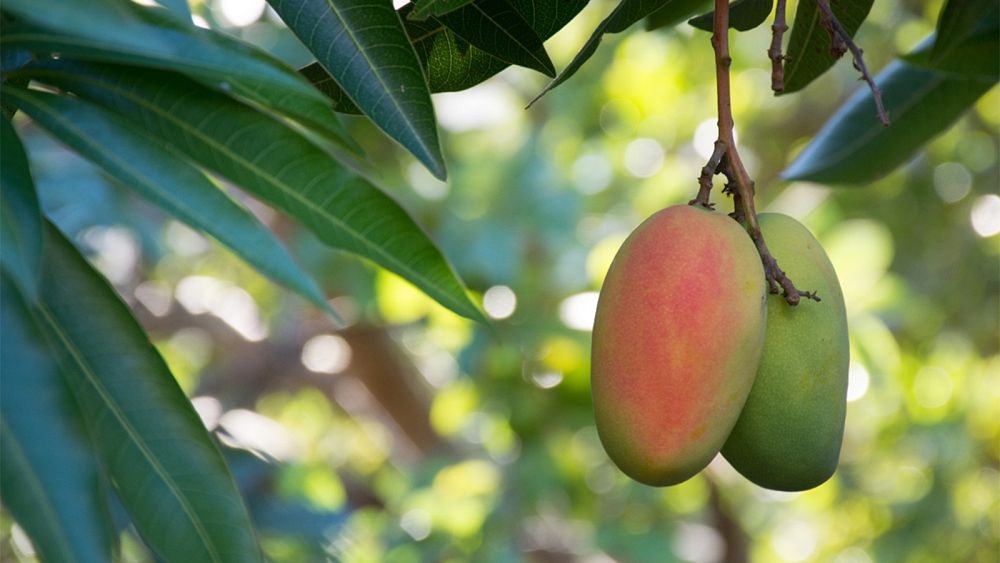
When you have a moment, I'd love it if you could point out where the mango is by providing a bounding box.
[591,205,767,486]
[721,213,849,491]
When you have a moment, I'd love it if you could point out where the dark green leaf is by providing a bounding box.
[267,0,447,180]
[435,0,555,76]
[34,220,262,563]
[3,0,359,153]
[28,62,484,322]
[1,275,113,563]
[781,59,994,184]
[645,0,710,31]
[781,0,874,94]
[154,0,192,20]
[689,0,773,32]
[0,0,324,105]
[905,12,999,81]
[3,85,338,320]
[303,0,587,110]
[409,0,477,20]
[931,0,997,62]
[0,117,42,299]
[528,0,668,106]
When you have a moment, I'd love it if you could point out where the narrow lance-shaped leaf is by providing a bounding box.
[2,85,339,320]
[303,0,588,111]
[1,275,113,563]
[268,0,447,180]
[781,0,874,94]
[904,11,999,81]
[689,0,773,32]
[154,0,192,20]
[0,117,42,299]
[781,57,994,184]
[409,0,476,20]
[23,61,484,322]
[34,220,262,563]
[645,0,711,31]
[930,0,997,62]
[528,0,669,106]
[0,10,360,155]
[1,0,322,103]
[434,0,555,76]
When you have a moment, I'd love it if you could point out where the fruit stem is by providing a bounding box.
[702,0,818,305]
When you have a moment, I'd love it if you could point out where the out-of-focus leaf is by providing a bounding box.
[1,12,360,155]
[34,221,262,563]
[409,0,476,20]
[267,0,447,180]
[302,0,587,109]
[0,117,42,299]
[781,59,994,184]
[931,0,996,62]
[904,14,999,81]
[528,0,668,106]
[3,85,338,319]
[435,0,555,76]
[689,0,773,32]
[28,62,485,322]
[645,0,710,31]
[154,0,191,20]
[781,0,874,94]
[0,275,113,563]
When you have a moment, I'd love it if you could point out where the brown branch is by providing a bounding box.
[707,0,819,305]
[706,476,749,563]
[768,0,788,93]
[689,140,727,208]
[813,0,889,126]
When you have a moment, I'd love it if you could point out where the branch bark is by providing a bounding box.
[768,0,788,93]
[699,0,818,305]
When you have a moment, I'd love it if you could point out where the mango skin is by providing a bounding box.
[591,205,767,487]
[721,213,849,491]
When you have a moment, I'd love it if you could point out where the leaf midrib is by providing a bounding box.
[316,0,438,163]
[34,303,222,563]
[24,69,469,317]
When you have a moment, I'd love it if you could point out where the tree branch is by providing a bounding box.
[768,0,788,93]
[705,0,818,305]
[813,0,889,126]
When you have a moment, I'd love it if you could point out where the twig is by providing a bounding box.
[768,0,788,93]
[689,140,727,208]
[703,0,819,305]
[813,0,889,126]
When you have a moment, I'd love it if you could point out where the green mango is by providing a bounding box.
[721,213,849,491]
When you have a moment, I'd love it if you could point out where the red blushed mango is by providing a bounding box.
[591,205,767,486]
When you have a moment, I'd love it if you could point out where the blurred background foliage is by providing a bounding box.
[4,0,998,561]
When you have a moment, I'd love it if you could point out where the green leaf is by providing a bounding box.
[154,0,192,20]
[302,0,587,110]
[0,0,325,105]
[0,117,42,299]
[34,220,262,563]
[435,0,555,76]
[28,62,484,322]
[409,0,477,20]
[2,85,338,320]
[267,0,447,180]
[5,1,359,154]
[1,275,113,563]
[904,13,999,81]
[689,0,773,32]
[781,59,995,184]
[930,0,997,62]
[781,0,874,94]
[645,0,710,31]
[528,0,668,106]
